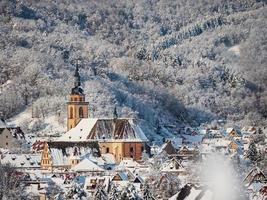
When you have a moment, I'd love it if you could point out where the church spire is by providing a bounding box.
[71,62,84,95]
[74,64,81,87]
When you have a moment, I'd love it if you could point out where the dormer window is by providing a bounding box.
[11,155,16,160]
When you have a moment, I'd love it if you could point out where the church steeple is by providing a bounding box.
[71,64,84,95]
[67,64,89,130]
[74,65,81,87]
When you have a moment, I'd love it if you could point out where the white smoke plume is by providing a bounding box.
[200,153,248,200]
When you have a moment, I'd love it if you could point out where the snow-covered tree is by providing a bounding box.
[93,185,108,200]
[247,142,259,163]
[108,184,120,200]
[142,184,156,200]
[0,163,27,200]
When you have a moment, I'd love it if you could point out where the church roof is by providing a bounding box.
[56,118,148,142]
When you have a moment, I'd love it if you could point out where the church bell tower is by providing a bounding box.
[67,65,89,130]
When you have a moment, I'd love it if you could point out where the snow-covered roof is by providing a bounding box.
[0,127,25,140]
[117,158,140,169]
[88,153,116,166]
[71,158,104,172]
[182,134,203,144]
[48,141,100,166]
[1,153,41,168]
[57,118,148,142]
[169,184,213,200]
[112,172,128,181]
[161,158,186,173]
[244,167,267,186]
[56,118,97,142]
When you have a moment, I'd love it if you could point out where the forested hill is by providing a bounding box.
[0,0,266,137]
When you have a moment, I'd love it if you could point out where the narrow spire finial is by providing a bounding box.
[113,106,118,119]
[74,62,81,87]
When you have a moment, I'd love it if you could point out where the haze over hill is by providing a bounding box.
[0,0,266,138]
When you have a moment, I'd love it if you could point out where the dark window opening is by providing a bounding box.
[70,107,74,119]
[106,147,110,153]
[79,107,83,118]
[141,146,144,152]
[130,147,134,152]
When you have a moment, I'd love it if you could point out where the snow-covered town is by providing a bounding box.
[1,1,267,200]
[0,66,266,200]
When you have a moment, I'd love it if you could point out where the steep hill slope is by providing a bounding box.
[0,0,266,138]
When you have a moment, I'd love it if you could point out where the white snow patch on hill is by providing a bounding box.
[8,108,66,136]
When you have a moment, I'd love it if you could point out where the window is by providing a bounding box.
[6,142,8,146]
[70,107,74,119]
[79,107,83,118]
[74,97,77,101]
[6,135,8,139]
[130,147,134,152]
[80,97,83,101]
[106,147,109,153]
[141,146,144,152]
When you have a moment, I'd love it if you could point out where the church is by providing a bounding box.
[41,66,149,168]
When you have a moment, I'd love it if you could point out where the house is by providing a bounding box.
[159,140,177,156]
[177,145,199,159]
[56,66,149,163]
[201,138,231,155]
[241,126,257,135]
[226,127,241,138]
[161,158,187,175]
[228,139,243,153]
[84,176,110,195]
[244,167,267,187]
[0,126,25,149]
[40,141,100,170]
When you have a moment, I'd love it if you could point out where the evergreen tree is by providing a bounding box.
[247,142,259,163]
[142,184,155,200]
[108,184,120,200]
[94,186,108,200]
